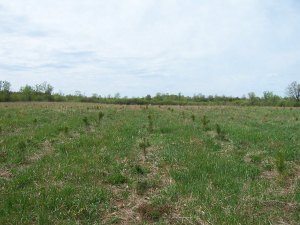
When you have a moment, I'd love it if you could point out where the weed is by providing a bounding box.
[181,111,185,118]
[160,127,172,134]
[136,180,149,195]
[120,189,130,199]
[201,114,210,131]
[275,150,286,175]
[107,217,120,224]
[137,203,170,221]
[107,173,127,185]
[135,164,145,175]
[263,164,274,171]
[249,155,263,164]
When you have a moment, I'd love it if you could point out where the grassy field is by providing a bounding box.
[0,102,299,224]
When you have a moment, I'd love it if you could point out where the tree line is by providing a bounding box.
[0,80,299,107]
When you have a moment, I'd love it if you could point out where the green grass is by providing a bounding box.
[0,102,300,224]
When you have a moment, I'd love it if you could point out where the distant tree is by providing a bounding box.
[75,90,82,96]
[45,84,54,95]
[92,93,98,99]
[20,85,34,101]
[2,81,11,92]
[263,91,274,101]
[285,81,300,101]
[155,93,163,101]
[208,95,214,101]
[248,92,256,105]
[114,93,121,99]
[145,94,151,101]
[178,92,182,101]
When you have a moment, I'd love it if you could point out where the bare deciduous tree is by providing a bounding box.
[285,81,300,101]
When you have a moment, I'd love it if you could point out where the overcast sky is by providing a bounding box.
[1,0,300,98]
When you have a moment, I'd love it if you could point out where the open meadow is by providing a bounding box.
[0,102,300,224]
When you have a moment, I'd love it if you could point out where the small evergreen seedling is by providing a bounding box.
[135,164,145,175]
[275,150,286,175]
[216,123,226,140]
[139,137,150,156]
[63,126,69,136]
[201,114,210,131]
[98,111,104,123]
[191,114,195,122]
[147,113,154,133]
[181,111,185,118]
[83,116,89,127]
[18,141,26,163]
[18,140,26,150]
[33,118,37,124]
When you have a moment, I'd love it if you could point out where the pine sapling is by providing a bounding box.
[191,114,195,122]
[83,116,89,127]
[139,137,150,156]
[98,111,104,123]
[181,111,185,118]
[275,150,286,175]
[216,123,226,140]
[201,114,210,131]
[147,113,154,133]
